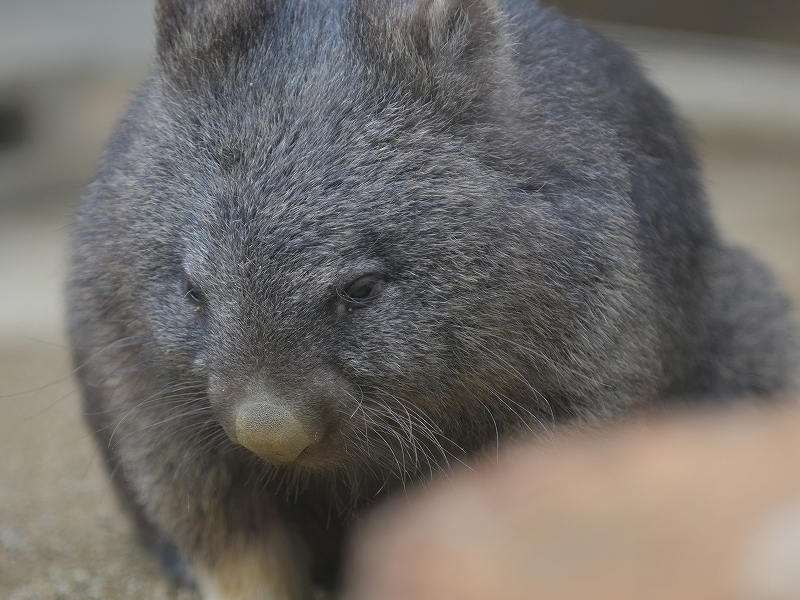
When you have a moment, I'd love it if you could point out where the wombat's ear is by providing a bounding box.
[356,0,509,106]
[155,0,203,59]
[155,0,277,74]
[409,0,503,61]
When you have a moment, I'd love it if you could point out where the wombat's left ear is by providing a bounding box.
[155,0,277,72]
[155,0,202,59]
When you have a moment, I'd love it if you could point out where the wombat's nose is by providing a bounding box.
[234,402,315,462]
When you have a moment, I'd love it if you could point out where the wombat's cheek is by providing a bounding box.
[208,382,331,465]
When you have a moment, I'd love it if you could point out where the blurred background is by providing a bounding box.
[0,0,798,598]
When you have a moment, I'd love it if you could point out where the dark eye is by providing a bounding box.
[184,278,204,311]
[338,275,384,311]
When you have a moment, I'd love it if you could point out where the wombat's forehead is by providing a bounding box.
[183,193,390,269]
[162,61,408,199]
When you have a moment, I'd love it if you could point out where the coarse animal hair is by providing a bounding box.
[68,0,798,597]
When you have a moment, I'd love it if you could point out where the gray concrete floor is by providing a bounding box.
[0,29,799,599]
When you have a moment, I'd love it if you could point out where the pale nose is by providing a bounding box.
[234,401,315,462]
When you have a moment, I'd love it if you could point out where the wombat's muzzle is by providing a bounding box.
[232,401,316,463]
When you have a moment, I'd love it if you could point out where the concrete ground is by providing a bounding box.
[0,29,799,599]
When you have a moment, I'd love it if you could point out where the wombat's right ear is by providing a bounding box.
[155,0,202,59]
[354,0,509,108]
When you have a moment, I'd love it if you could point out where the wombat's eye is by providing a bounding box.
[184,279,205,312]
[338,275,384,311]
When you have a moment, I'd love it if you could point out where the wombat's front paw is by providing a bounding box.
[155,535,197,590]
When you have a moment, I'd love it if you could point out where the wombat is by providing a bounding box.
[67,0,797,598]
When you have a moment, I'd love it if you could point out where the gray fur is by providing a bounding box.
[67,0,797,594]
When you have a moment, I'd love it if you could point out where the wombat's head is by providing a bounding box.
[78,0,653,479]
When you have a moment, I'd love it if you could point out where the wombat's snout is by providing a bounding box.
[233,401,316,463]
